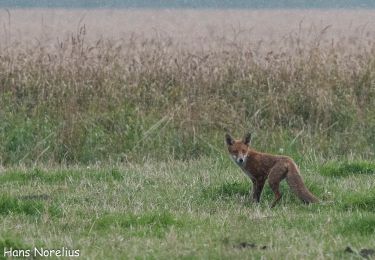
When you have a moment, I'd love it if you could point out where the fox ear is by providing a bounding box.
[243,132,252,145]
[225,133,234,146]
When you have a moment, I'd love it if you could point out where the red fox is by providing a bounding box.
[225,132,318,207]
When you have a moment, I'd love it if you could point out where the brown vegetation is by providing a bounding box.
[0,9,374,164]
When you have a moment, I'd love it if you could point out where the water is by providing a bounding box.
[0,0,374,9]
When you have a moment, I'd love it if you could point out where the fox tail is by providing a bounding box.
[286,163,319,203]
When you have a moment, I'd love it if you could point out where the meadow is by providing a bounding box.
[0,160,374,259]
[0,9,374,259]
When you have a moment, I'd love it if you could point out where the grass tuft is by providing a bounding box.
[0,195,62,218]
[337,216,375,236]
[340,190,375,211]
[320,161,375,177]
[0,196,44,216]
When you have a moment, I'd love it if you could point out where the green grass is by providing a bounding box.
[0,158,374,259]
[320,161,375,177]
[338,216,375,236]
[340,190,375,211]
[0,195,44,216]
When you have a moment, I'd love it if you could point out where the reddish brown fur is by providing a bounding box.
[226,133,318,208]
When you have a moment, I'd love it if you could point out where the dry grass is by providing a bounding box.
[0,9,374,164]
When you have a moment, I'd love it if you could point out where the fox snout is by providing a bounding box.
[232,154,247,166]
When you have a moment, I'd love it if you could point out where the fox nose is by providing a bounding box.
[238,158,244,164]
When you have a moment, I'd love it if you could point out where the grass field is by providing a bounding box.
[0,159,374,259]
[0,9,374,259]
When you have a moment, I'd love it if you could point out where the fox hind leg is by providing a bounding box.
[268,163,288,208]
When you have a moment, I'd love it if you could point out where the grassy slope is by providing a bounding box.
[0,158,374,259]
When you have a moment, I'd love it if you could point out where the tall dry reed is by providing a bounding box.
[0,10,374,164]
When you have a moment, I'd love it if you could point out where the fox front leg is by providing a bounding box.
[251,179,265,203]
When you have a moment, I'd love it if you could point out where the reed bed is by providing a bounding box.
[0,9,374,164]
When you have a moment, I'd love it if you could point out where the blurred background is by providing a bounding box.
[0,2,374,165]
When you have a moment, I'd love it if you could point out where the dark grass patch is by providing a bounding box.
[0,195,62,218]
[233,242,256,249]
[0,168,43,184]
[337,216,375,236]
[320,161,375,177]
[340,190,375,211]
[0,195,44,216]
[359,248,375,258]
[18,194,50,201]
[0,171,29,184]
[109,168,124,181]
[0,168,66,184]
[91,168,125,182]
[95,212,185,238]
[233,242,268,250]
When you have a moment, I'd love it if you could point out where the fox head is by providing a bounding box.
[225,132,252,166]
